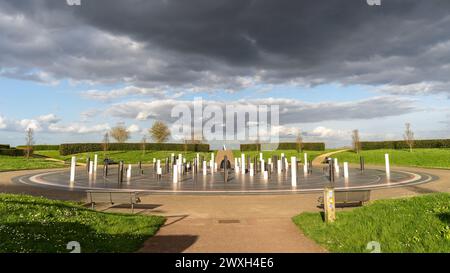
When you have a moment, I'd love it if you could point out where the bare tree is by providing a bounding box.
[25,128,34,159]
[110,124,130,143]
[149,121,171,143]
[403,123,415,152]
[296,130,303,153]
[102,132,110,155]
[141,135,147,155]
[352,129,361,154]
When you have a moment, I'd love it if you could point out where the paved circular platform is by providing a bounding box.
[12,166,437,195]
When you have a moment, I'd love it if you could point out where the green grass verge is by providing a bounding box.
[0,155,64,172]
[0,194,165,253]
[293,193,450,253]
[333,148,450,169]
[35,149,329,165]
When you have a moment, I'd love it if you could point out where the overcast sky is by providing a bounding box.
[0,0,449,148]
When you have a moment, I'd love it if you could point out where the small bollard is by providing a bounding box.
[324,187,336,223]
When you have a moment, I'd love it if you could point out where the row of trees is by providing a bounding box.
[105,121,171,144]
[352,123,415,153]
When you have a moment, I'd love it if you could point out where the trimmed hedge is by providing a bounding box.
[60,143,210,156]
[0,148,25,156]
[16,145,60,151]
[361,139,450,150]
[240,142,325,151]
[0,144,10,149]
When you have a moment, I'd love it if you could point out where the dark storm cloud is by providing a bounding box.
[1,0,450,94]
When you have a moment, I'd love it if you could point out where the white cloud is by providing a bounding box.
[0,116,6,129]
[37,114,60,124]
[127,124,141,133]
[81,86,166,101]
[48,123,110,134]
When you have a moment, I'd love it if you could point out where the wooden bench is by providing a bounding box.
[86,191,141,213]
[318,190,370,207]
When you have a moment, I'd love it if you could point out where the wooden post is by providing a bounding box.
[324,187,336,223]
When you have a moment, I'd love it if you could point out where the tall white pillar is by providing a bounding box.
[234,158,238,173]
[385,154,390,177]
[127,164,132,178]
[263,170,268,180]
[261,159,265,173]
[94,154,98,173]
[89,161,94,175]
[250,163,254,176]
[211,152,214,161]
[203,161,207,175]
[173,164,178,183]
[210,160,214,174]
[241,154,245,174]
[343,162,349,178]
[291,156,297,187]
[334,158,339,174]
[303,160,308,175]
[259,152,263,161]
[277,160,282,174]
[70,156,76,182]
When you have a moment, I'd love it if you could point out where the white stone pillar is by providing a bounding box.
[261,159,265,173]
[259,152,263,161]
[94,154,98,173]
[210,160,214,174]
[250,163,254,176]
[277,160,282,174]
[241,154,245,174]
[344,162,349,178]
[70,156,76,182]
[291,156,297,187]
[173,164,178,183]
[385,153,390,177]
[89,161,94,175]
[234,158,238,172]
[334,158,339,174]
[263,170,268,179]
[127,164,132,178]
[203,161,207,175]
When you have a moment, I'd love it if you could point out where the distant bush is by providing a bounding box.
[240,142,325,151]
[16,145,60,151]
[0,144,10,149]
[60,143,210,155]
[361,139,450,150]
[0,148,25,156]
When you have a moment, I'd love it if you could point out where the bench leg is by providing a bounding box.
[91,202,95,210]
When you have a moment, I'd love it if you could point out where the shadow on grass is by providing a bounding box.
[437,212,450,225]
[0,221,158,253]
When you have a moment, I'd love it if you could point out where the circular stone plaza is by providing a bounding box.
[12,154,438,195]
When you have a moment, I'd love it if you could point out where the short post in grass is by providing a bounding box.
[385,153,390,180]
[324,187,336,223]
[70,156,76,183]
[360,156,365,173]
[291,156,297,187]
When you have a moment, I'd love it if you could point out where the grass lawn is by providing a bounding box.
[333,148,450,169]
[35,149,328,165]
[293,193,450,253]
[0,194,165,253]
[0,155,64,172]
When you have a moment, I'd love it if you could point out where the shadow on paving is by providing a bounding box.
[138,235,199,253]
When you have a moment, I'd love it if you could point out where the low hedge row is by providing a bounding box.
[16,145,60,151]
[0,148,25,156]
[361,139,450,150]
[0,144,10,149]
[60,143,210,155]
[240,142,325,151]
